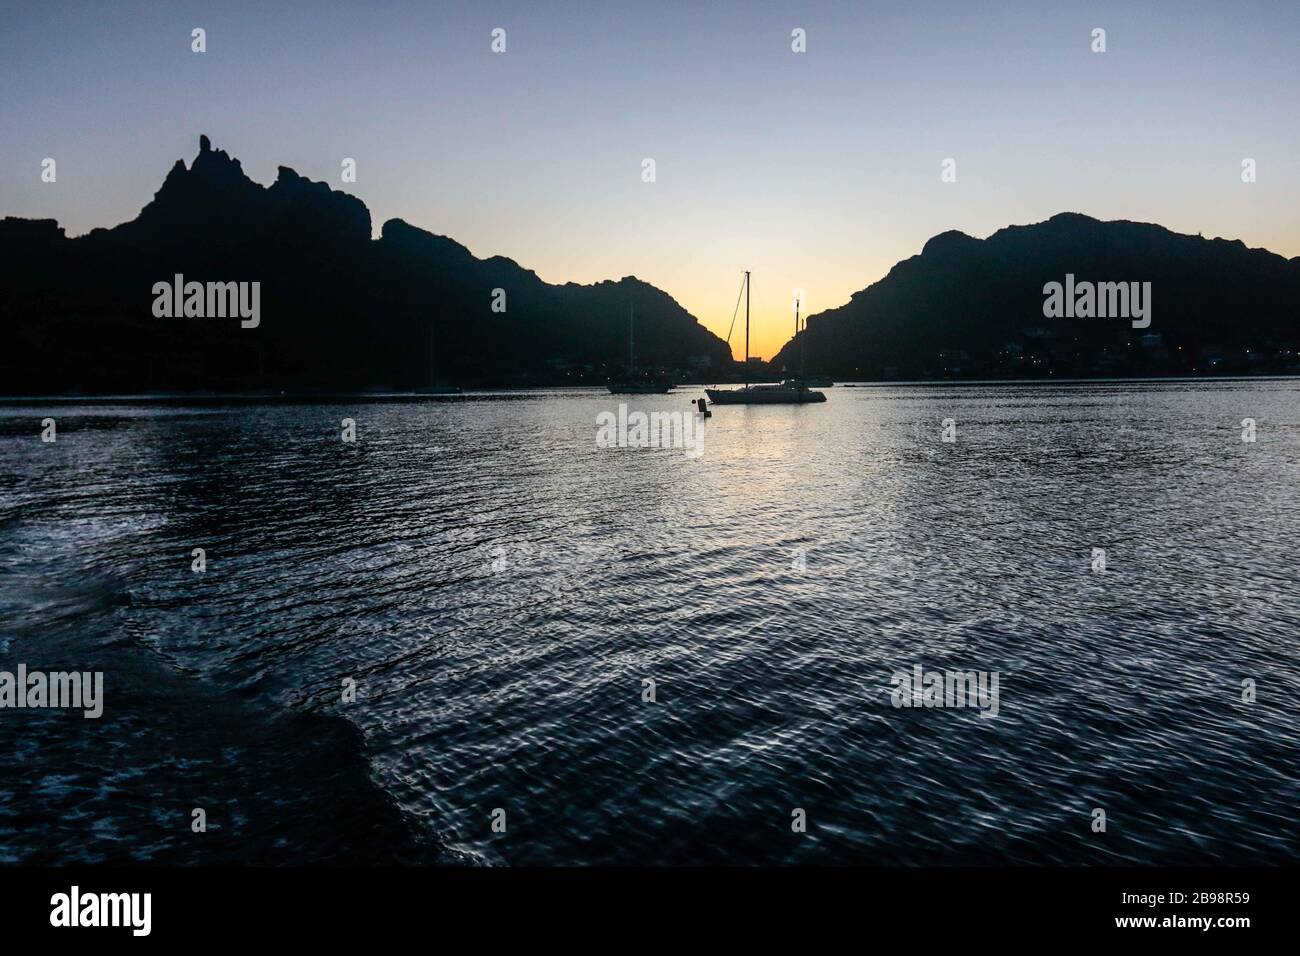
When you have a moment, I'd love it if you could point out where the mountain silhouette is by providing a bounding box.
[1,137,732,394]
[6,143,1299,393]
[773,213,1300,379]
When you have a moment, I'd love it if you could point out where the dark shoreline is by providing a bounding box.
[2,373,1297,406]
[0,568,438,866]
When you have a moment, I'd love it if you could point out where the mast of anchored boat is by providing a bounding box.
[790,293,800,379]
[795,294,802,378]
[744,270,750,386]
[793,296,798,362]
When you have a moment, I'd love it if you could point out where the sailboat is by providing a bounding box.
[705,272,826,405]
[608,303,674,394]
[786,295,833,387]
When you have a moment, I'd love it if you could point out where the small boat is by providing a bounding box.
[707,380,827,404]
[705,272,826,405]
[608,303,674,394]
[610,381,673,394]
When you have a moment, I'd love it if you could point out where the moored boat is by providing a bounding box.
[706,272,826,405]
[609,381,674,394]
[707,381,827,403]
[608,303,674,394]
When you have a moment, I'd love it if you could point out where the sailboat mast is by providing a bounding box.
[795,296,801,377]
[629,303,635,373]
[744,270,750,383]
[790,295,800,377]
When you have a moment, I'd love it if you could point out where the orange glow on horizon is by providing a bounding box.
[657,269,885,366]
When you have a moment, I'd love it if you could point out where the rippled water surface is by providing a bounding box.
[2,380,1299,865]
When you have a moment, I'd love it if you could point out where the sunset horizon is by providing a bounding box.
[6,1,1298,360]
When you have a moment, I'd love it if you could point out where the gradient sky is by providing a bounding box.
[3,0,1298,358]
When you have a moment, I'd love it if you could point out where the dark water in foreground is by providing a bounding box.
[2,380,1298,865]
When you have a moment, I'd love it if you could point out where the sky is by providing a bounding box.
[3,0,1298,359]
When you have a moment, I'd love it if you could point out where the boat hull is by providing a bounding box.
[608,383,674,394]
[706,386,826,404]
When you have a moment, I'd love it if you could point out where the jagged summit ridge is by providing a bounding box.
[0,136,734,393]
